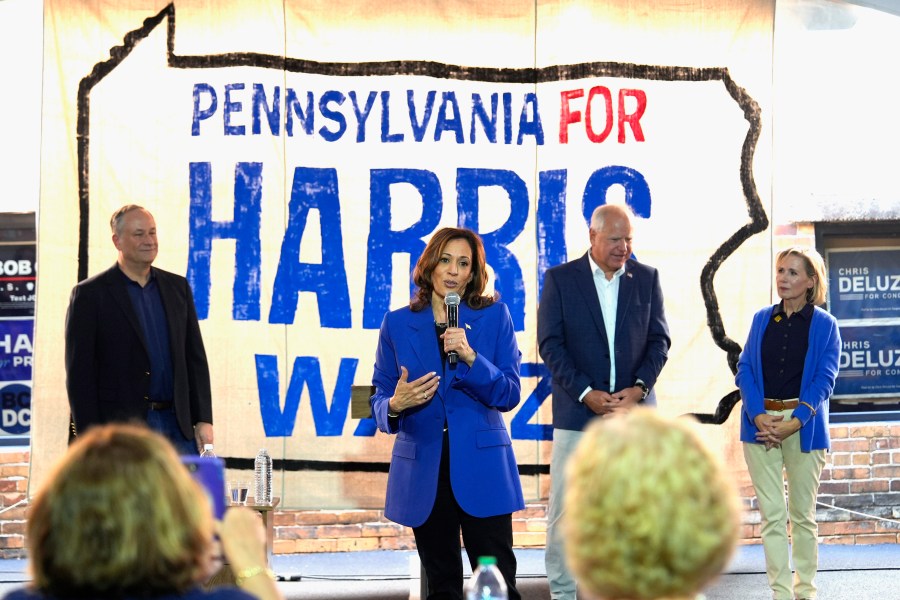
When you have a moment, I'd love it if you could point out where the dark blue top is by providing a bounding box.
[121,268,174,402]
[761,301,812,400]
[2,585,256,600]
[434,321,449,367]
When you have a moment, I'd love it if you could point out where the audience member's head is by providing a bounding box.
[26,424,215,598]
[563,408,740,600]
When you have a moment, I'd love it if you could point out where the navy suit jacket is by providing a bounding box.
[537,253,670,431]
[370,301,525,528]
[65,264,212,440]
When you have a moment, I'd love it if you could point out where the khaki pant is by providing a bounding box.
[744,409,827,600]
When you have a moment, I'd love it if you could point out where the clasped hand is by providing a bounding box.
[583,386,642,417]
[389,367,440,413]
[754,413,801,449]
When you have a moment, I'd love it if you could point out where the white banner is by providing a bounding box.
[33,0,775,507]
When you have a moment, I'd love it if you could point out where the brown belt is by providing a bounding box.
[149,401,173,411]
[764,398,799,411]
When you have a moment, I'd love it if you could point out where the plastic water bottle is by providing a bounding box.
[465,556,507,600]
[199,443,216,458]
[254,448,273,505]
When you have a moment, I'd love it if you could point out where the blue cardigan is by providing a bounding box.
[736,304,841,452]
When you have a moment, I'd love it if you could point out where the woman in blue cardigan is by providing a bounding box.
[371,227,524,600]
[737,246,841,600]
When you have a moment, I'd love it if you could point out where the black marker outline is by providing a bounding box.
[225,456,548,476]
[75,3,767,472]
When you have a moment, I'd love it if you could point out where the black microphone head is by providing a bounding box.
[444,291,461,307]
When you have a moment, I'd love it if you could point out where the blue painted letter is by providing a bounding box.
[255,354,364,437]
[187,162,263,320]
[192,83,217,136]
[363,169,443,328]
[457,168,528,330]
[581,165,651,224]
[269,167,351,327]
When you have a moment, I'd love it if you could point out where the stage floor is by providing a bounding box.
[0,544,897,599]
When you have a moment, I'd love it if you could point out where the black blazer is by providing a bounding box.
[65,264,212,439]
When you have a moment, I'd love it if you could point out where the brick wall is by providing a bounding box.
[738,423,900,547]
[3,422,896,558]
[0,450,28,558]
[269,503,550,555]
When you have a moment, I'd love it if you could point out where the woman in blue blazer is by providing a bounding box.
[737,247,840,600]
[371,227,524,600]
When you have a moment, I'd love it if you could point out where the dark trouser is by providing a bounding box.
[412,430,520,600]
[145,406,197,455]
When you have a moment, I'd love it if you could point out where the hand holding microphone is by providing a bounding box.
[444,292,460,367]
[443,292,475,368]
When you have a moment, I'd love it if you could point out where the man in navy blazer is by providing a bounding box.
[65,205,213,454]
[537,204,670,600]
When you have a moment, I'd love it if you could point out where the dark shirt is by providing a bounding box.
[434,321,450,430]
[434,321,449,368]
[122,268,174,403]
[761,301,812,400]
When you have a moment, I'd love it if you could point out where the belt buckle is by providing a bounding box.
[772,399,785,410]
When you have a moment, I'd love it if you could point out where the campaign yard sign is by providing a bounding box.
[0,241,35,436]
[828,247,900,399]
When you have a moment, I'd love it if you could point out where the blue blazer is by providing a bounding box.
[370,301,525,528]
[737,304,841,452]
[537,254,671,432]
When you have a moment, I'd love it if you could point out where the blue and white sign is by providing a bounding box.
[0,242,36,319]
[31,0,778,506]
[834,325,900,399]
[828,247,900,321]
[0,318,33,382]
[0,383,31,435]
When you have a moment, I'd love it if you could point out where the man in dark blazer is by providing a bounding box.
[65,205,213,454]
[537,203,671,600]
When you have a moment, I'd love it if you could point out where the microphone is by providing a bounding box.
[444,292,460,368]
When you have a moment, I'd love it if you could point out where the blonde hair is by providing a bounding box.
[563,408,740,600]
[27,424,215,597]
[776,246,828,306]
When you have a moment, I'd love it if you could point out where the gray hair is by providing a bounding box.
[109,205,147,235]
[590,204,634,232]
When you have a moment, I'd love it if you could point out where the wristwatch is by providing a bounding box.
[635,380,649,401]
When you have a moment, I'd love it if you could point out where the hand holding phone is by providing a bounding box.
[182,455,227,519]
